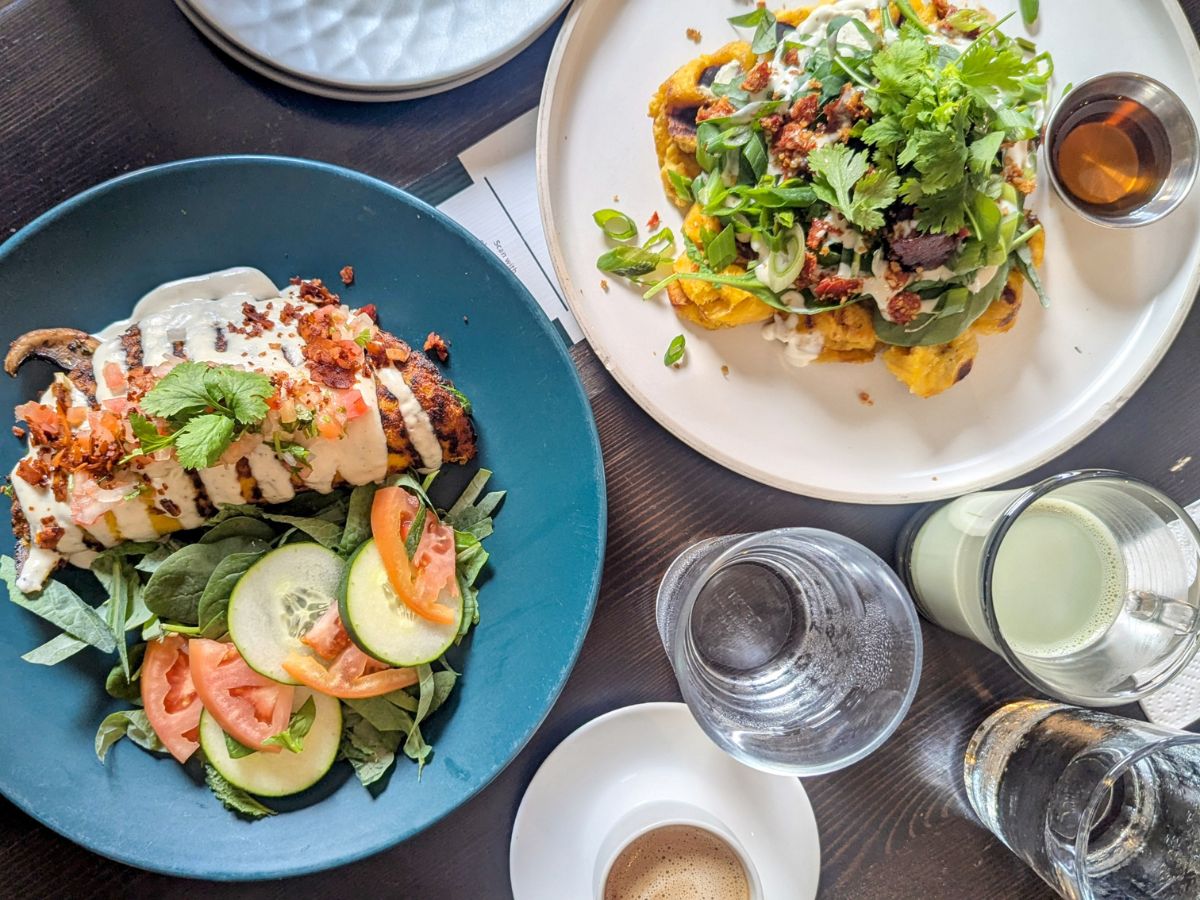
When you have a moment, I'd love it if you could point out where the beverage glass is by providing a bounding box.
[964,700,1200,899]
[897,469,1200,706]
[656,528,922,776]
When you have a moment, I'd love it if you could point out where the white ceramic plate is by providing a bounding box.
[538,0,1200,503]
[185,0,569,92]
[509,703,820,899]
[177,0,499,101]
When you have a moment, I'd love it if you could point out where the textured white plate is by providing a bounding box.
[177,0,486,101]
[509,703,820,900]
[186,0,569,91]
[538,0,1200,503]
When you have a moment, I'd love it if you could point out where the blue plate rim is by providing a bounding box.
[0,154,607,880]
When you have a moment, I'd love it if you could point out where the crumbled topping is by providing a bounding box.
[339,265,355,286]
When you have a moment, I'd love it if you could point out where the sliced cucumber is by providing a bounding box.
[228,543,345,684]
[339,539,462,667]
[199,688,341,797]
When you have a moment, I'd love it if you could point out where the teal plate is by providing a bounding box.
[0,157,605,879]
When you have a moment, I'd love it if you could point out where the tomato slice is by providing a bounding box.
[141,634,202,764]
[300,605,351,660]
[412,518,459,608]
[282,645,418,699]
[371,486,456,624]
[188,639,294,752]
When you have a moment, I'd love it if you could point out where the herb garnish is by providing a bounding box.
[128,362,274,469]
[663,334,686,367]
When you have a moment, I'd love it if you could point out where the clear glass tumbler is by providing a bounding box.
[656,528,923,776]
[896,469,1200,706]
[964,700,1200,899]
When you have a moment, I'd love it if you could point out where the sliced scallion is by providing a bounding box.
[592,209,637,241]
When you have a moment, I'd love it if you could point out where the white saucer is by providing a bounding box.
[509,702,821,899]
[183,0,568,92]
[176,0,484,101]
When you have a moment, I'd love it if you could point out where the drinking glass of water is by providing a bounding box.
[656,528,923,776]
[897,469,1200,706]
[964,700,1200,899]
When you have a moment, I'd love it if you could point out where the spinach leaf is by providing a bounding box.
[95,709,163,762]
[197,550,267,638]
[200,516,276,544]
[872,263,1010,347]
[1,556,115,652]
[338,483,378,554]
[260,511,343,549]
[135,542,182,574]
[105,644,145,702]
[204,765,276,819]
[143,538,268,625]
[339,707,402,787]
[262,696,317,753]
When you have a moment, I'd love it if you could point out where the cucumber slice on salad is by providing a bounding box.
[339,538,462,668]
[228,543,345,684]
[199,688,341,797]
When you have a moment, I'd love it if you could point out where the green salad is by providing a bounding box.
[598,2,1054,353]
[2,470,502,819]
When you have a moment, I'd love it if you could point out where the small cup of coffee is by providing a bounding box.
[594,804,762,900]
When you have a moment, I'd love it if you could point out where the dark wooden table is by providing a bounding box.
[3,1,1199,897]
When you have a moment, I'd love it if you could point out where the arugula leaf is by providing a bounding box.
[95,709,163,762]
[1,556,115,652]
[262,696,317,753]
[339,708,402,787]
[969,131,1007,174]
[204,765,276,819]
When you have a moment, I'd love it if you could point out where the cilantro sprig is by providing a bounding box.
[128,362,274,469]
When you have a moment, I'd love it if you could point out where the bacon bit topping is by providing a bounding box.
[789,94,820,127]
[600,280,610,293]
[685,27,702,42]
[813,277,863,300]
[423,332,449,364]
[760,114,784,136]
[339,265,355,286]
[886,292,924,325]
[12,425,25,440]
[35,517,64,550]
[696,97,735,122]
[15,457,46,486]
[741,60,771,94]
[279,302,305,326]
[773,123,817,175]
[823,84,871,130]
[647,211,661,231]
[227,302,274,338]
[806,219,831,251]
[794,253,819,290]
[290,277,341,307]
[358,304,378,323]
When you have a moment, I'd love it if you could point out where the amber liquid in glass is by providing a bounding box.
[1051,96,1171,215]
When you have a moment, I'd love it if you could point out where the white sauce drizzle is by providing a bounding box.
[10,267,441,589]
[762,314,826,367]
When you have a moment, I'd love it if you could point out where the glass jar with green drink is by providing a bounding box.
[896,470,1200,706]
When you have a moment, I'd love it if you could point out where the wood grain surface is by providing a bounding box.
[2,1,1200,897]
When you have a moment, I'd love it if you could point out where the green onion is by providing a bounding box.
[706,225,737,271]
[667,170,694,203]
[663,334,686,367]
[597,245,673,281]
[893,0,931,34]
[592,209,637,241]
[1020,0,1039,27]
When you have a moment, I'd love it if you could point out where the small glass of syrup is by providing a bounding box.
[1047,73,1198,227]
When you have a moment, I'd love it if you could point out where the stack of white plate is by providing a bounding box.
[176,0,570,101]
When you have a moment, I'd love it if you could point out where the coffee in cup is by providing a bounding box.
[602,823,751,900]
